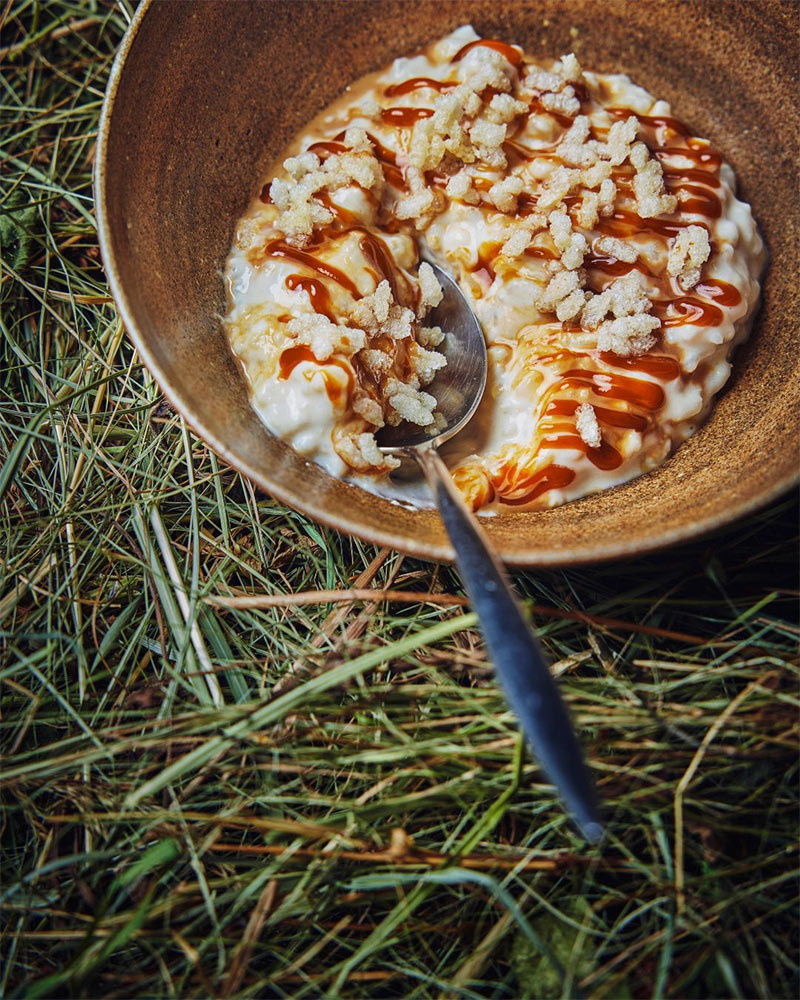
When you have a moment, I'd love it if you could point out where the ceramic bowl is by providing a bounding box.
[95,0,799,565]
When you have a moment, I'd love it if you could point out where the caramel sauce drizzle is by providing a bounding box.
[515,191,542,216]
[599,352,681,380]
[359,132,398,164]
[380,106,434,127]
[541,434,623,470]
[273,228,410,308]
[608,106,692,137]
[357,229,408,304]
[426,170,450,189]
[653,296,724,327]
[546,398,648,431]
[656,145,722,170]
[278,345,354,407]
[364,132,407,188]
[384,77,455,97]
[492,463,576,506]
[611,171,722,218]
[572,82,590,104]
[584,252,647,278]
[452,38,524,69]
[285,274,335,321]
[559,369,665,411]
[467,240,504,282]
[307,140,347,157]
[666,183,722,219]
[596,208,710,240]
[695,278,741,306]
[663,167,721,188]
[266,239,361,297]
[316,190,360,225]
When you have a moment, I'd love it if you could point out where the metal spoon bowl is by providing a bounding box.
[378,263,603,841]
[378,266,488,452]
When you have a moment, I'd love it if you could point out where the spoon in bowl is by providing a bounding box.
[378,262,603,842]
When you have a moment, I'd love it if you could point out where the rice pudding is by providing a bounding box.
[224,26,764,512]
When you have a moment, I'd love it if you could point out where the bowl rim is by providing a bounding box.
[94,0,799,567]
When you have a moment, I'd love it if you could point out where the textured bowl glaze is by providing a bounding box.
[95,0,799,565]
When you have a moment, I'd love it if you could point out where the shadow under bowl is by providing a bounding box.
[95,0,799,565]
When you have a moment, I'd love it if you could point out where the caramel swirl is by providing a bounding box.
[452,38,524,69]
[278,346,354,407]
[266,240,361,298]
[285,274,335,321]
[384,77,455,97]
[559,369,665,411]
[380,106,434,127]
[493,463,576,506]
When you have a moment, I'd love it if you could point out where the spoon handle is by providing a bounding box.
[414,446,603,842]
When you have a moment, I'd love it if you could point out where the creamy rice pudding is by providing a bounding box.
[224,26,764,513]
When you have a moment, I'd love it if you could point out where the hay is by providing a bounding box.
[1,3,798,996]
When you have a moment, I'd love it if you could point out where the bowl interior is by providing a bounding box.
[97,0,799,565]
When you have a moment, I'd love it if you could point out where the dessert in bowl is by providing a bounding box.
[225,26,764,514]
[95,0,799,564]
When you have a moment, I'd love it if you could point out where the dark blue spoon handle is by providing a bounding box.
[415,446,603,841]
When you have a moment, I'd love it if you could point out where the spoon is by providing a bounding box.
[378,263,603,842]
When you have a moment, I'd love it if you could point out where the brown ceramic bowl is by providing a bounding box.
[95,0,799,565]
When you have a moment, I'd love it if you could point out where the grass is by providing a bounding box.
[1,1,798,997]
